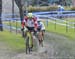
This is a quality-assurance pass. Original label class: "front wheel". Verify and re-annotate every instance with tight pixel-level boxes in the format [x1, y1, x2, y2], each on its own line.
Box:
[25, 36, 33, 54]
[26, 36, 29, 54]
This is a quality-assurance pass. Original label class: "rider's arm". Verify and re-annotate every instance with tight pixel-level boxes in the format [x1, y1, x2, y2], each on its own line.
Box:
[33, 17, 38, 31]
[22, 16, 28, 28]
[22, 19, 25, 29]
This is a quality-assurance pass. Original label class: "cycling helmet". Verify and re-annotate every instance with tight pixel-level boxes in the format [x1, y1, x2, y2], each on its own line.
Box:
[27, 13, 33, 18]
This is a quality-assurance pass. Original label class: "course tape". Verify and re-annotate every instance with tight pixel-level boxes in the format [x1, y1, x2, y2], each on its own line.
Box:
[47, 20, 75, 29]
[3, 24, 21, 30]
[35, 14, 75, 17]
[33, 11, 75, 15]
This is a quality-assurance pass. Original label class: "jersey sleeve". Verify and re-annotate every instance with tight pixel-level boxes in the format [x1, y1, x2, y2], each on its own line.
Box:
[21, 16, 28, 28]
[33, 17, 38, 28]
[21, 20, 25, 28]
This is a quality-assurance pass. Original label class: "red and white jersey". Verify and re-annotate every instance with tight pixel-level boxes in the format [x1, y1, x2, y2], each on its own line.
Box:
[22, 16, 38, 28]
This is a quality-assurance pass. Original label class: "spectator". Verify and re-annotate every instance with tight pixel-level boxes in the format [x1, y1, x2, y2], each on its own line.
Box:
[57, 5, 65, 19]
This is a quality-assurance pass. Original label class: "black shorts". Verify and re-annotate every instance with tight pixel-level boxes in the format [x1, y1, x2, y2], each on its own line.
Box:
[37, 27, 41, 32]
[42, 30, 45, 32]
[37, 27, 45, 32]
[26, 27, 34, 32]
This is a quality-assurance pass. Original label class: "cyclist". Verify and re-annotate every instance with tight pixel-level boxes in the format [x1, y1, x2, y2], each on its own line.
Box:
[21, 13, 38, 49]
[37, 19, 45, 46]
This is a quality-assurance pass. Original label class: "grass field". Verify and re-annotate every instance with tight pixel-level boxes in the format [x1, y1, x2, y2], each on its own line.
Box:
[3, 18, 75, 39]
[0, 30, 25, 51]
[44, 18, 75, 39]
[44, 22, 75, 39]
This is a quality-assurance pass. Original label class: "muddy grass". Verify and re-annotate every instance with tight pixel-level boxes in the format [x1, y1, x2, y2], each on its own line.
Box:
[44, 32, 75, 59]
[0, 32, 75, 59]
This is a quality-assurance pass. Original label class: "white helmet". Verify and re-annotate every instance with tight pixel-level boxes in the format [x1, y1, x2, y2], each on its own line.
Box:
[27, 13, 33, 18]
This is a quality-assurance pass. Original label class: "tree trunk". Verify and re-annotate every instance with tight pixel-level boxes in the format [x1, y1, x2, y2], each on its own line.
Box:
[15, 0, 24, 37]
[14, 0, 24, 23]
[0, 0, 3, 31]
[19, 7, 23, 23]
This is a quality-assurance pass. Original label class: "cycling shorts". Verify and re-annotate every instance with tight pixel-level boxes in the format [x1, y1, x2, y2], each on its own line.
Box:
[37, 27, 41, 32]
[26, 26, 34, 32]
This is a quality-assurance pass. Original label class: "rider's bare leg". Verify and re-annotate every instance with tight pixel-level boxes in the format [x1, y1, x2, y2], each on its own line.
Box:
[38, 31, 43, 44]
[30, 32, 34, 49]
[42, 30, 45, 40]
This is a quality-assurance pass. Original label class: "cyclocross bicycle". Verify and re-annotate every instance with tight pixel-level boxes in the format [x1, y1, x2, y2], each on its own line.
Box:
[23, 28, 44, 54]
[25, 31, 33, 54]
[24, 29, 38, 54]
